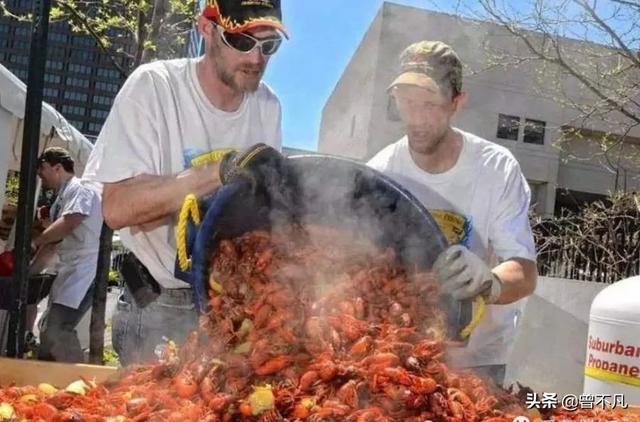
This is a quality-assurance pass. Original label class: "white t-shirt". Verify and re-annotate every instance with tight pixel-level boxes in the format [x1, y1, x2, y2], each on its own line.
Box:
[50, 176, 103, 308]
[83, 58, 282, 289]
[367, 129, 536, 367]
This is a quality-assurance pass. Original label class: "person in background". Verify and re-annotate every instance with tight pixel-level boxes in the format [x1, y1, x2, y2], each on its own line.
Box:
[82, 0, 288, 365]
[33, 147, 103, 362]
[367, 40, 538, 385]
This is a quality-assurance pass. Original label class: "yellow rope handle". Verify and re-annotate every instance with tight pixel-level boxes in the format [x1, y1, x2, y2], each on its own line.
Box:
[177, 194, 202, 271]
[460, 296, 486, 339]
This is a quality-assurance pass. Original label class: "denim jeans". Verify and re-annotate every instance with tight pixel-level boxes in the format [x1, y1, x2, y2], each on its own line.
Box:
[38, 286, 94, 363]
[112, 287, 198, 366]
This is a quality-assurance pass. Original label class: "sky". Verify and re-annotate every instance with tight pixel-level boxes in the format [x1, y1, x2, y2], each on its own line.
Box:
[263, 1, 454, 152]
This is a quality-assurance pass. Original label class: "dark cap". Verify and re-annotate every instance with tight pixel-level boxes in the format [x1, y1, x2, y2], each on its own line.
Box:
[38, 147, 73, 167]
[389, 40, 463, 96]
[203, 0, 288, 39]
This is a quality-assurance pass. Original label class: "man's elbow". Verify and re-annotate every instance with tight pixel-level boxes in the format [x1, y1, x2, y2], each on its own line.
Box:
[102, 185, 127, 230]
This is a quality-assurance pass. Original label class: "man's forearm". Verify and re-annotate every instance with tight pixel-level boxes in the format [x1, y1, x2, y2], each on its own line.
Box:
[492, 258, 538, 304]
[102, 162, 222, 230]
[34, 214, 85, 247]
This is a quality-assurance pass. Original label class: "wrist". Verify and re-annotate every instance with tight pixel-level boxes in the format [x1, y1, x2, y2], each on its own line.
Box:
[482, 272, 503, 304]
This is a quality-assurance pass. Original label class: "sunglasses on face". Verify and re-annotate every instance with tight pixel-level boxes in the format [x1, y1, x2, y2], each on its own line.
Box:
[213, 22, 282, 56]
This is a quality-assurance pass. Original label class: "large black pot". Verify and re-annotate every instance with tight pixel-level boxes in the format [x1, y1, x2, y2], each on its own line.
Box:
[189, 154, 470, 338]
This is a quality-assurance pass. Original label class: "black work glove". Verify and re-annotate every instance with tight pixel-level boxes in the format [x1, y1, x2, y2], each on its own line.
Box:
[219, 143, 287, 188]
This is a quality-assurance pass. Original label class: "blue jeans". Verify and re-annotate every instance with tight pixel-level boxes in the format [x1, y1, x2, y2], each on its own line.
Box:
[38, 286, 94, 363]
[112, 287, 197, 366]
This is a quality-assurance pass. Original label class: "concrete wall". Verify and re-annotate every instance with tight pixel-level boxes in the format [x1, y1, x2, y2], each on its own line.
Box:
[318, 8, 384, 159]
[505, 277, 610, 396]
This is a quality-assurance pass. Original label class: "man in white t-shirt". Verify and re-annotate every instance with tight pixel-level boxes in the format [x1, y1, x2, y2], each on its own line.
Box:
[33, 147, 103, 362]
[368, 41, 538, 385]
[83, 0, 288, 364]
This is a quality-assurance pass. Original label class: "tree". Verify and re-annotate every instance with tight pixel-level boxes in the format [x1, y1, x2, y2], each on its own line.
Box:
[454, 0, 640, 187]
[2, 0, 197, 77]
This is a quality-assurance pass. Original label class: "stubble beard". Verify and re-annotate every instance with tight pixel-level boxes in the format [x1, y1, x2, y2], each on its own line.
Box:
[408, 128, 448, 156]
[211, 43, 264, 93]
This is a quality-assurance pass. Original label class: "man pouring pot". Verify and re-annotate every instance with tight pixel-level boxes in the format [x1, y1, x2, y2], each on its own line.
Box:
[368, 40, 538, 385]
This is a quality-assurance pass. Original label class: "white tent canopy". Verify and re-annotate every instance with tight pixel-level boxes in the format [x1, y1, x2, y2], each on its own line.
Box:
[0, 64, 94, 249]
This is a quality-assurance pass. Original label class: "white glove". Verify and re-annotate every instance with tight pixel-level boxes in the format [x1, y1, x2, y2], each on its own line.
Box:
[433, 245, 502, 303]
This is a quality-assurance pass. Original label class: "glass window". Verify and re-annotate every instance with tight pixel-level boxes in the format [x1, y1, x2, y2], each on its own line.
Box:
[61, 105, 86, 116]
[43, 88, 59, 98]
[63, 91, 88, 102]
[497, 114, 520, 141]
[72, 36, 95, 47]
[12, 40, 29, 51]
[66, 77, 90, 88]
[95, 81, 119, 93]
[87, 122, 103, 133]
[90, 109, 109, 119]
[44, 73, 62, 84]
[48, 32, 68, 43]
[9, 55, 29, 65]
[96, 68, 120, 79]
[70, 49, 93, 61]
[93, 95, 113, 106]
[68, 63, 92, 75]
[14, 26, 28, 38]
[48, 46, 66, 58]
[46, 59, 64, 70]
[524, 119, 546, 145]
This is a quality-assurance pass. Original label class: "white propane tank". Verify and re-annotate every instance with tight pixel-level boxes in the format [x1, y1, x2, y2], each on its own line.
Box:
[584, 276, 640, 405]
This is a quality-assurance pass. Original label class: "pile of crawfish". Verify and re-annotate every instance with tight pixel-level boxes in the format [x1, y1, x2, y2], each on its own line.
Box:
[1, 226, 639, 421]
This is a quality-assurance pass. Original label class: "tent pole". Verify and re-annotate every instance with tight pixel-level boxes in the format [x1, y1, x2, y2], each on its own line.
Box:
[7, 0, 52, 358]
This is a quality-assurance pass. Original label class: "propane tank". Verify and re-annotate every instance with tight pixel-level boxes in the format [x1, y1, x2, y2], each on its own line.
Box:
[583, 276, 640, 405]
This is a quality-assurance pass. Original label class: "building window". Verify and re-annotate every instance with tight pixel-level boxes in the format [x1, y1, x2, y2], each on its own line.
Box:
[95, 81, 119, 93]
[9, 55, 29, 65]
[61, 104, 86, 116]
[96, 67, 120, 79]
[93, 95, 113, 106]
[68, 63, 92, 75]
[43, 88, 59, 98]
[0, 24, 9, 33]
[14, 26, 29, 38]
[46, 59, 64, 71]
[63, 91, 88, 102]
[44, 73, 62, 84]
[90, 109, 109, 119]
[66, 77, 90, 88]
[497, 114, 520, 141]
[72, 36, 95, 47]
[10, 68, 28, 80]
[87, 122, 103, 133]
[12, 40, 29, 51]
[70, 49, 94, 62]
[48, 46, 66, 58]
[524, 119, 546, 145]
[48, 32, 67, 44]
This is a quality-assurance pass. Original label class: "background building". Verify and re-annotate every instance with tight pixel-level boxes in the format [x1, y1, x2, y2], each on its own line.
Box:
[318, 3, 640, 215]
[0, 0, 132, 138]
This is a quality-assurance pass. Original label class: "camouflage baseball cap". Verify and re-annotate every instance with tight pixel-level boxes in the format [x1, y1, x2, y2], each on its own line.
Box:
[203, 0, 288, 39]
[389, 41, 462, 96]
